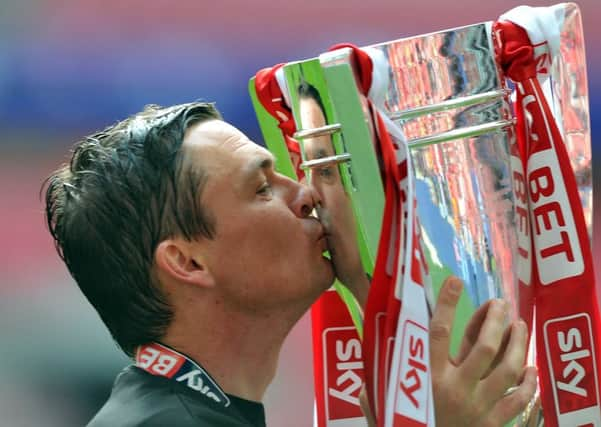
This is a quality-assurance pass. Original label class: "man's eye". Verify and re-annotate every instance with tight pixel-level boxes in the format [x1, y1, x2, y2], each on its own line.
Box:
[257, 183, 273, 195]
[317, 166, 333, 178]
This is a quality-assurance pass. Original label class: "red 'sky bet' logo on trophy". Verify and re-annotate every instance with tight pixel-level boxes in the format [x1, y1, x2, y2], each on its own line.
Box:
[394, 320, 430, 426]
[544, 314, 601, 425]
[323, 327, 365, 422]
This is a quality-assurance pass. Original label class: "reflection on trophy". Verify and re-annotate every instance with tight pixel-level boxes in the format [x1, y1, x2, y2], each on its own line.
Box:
[250, 3, 599, 426]
[296, 81, 365, 292]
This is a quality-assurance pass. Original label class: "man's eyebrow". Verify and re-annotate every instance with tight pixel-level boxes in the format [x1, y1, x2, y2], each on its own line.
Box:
[306, 147, 329, 160]
[314, 148, 328, 159]
[257, 155, 275, 170]
[243, 153, 276, 178]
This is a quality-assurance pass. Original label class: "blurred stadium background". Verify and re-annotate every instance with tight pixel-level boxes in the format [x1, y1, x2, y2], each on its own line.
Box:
[0, 0, 599, 426]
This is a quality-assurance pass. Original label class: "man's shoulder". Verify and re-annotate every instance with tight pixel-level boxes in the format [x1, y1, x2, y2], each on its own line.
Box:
[86, 366, 195, 427]
[87, 365, 255, 427]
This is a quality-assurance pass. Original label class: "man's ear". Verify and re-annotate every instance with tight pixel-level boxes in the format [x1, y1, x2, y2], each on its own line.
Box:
[155, 240, 215, 289]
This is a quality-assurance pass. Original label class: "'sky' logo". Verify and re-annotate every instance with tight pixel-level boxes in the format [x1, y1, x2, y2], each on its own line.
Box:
[544, 314, 601, 425]
[324, 327, 364, 421]
[395, 320, 430, 424]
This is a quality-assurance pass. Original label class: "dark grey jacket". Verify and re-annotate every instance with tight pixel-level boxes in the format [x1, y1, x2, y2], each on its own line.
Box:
[88, 366, 266, 427]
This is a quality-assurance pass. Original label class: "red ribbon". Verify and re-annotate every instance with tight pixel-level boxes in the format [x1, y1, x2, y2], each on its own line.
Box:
[495, 20, 601, 426]
[374, 110, 408, 427]
[311, 290, 366, 425]
[329, 43, 374, 95]
[327, 44, 391, 421]
[254, 65, 304, 180]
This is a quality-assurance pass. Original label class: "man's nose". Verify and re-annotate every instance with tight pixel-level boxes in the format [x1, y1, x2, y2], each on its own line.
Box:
[289, 179, 322, 218]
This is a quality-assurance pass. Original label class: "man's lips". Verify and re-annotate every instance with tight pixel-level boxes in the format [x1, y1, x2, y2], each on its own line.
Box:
[316, 228, 329, 253]
[307, 216, 329, 252]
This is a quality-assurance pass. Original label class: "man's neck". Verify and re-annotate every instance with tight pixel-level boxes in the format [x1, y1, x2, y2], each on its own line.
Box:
[161, 300, 303, 402]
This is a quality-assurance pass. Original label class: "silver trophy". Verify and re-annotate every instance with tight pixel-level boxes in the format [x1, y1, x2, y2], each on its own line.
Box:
[250, 3, 592, 425]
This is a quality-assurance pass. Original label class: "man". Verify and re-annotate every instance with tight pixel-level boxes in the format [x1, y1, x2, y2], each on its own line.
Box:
[44, 102, 536, 426]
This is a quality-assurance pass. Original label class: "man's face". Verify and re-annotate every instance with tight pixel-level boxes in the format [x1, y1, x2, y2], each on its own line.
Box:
[183, 120, 334, 313]
[298, 96, 363, 287]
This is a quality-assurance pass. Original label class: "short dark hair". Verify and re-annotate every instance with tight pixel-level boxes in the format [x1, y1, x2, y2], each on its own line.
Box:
[297, 80, 328, 122]
[43, 102, 221, 356]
